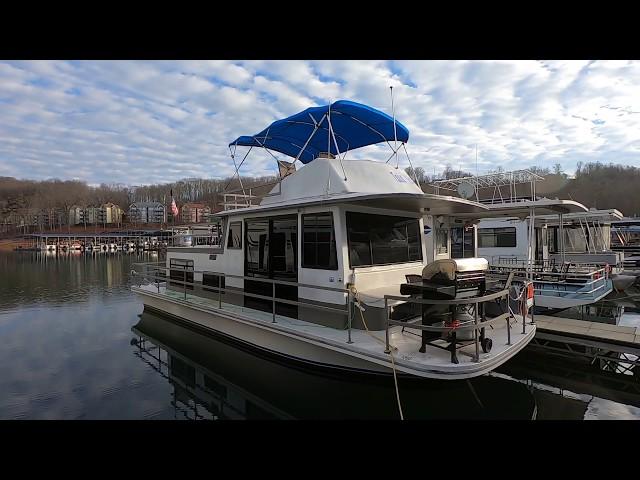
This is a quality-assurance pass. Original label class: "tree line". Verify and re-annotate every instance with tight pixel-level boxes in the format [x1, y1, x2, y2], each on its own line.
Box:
[0, 174, 278, 233]
[1, 160, 639, 235]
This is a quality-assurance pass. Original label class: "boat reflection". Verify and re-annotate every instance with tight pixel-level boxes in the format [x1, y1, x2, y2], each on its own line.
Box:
[131, 308, 538, 420]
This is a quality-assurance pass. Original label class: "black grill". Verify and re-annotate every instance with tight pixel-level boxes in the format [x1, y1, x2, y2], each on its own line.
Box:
[399, 258, 489, 363]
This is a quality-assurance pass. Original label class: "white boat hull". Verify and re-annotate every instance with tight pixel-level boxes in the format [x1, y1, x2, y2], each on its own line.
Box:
[132, 285, 535, 380]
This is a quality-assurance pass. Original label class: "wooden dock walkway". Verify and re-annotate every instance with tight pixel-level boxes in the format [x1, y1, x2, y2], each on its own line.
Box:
[528, 315, 640, 376]
[534, 315, 640, 346]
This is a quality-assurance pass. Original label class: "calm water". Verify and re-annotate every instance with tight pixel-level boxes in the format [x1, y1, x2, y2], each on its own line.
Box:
[1, 251, 639, 420]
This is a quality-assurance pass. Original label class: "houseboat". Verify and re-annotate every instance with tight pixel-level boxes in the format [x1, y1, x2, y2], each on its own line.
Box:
[430, 173, 619, 312]
[131, 100, 535, 380]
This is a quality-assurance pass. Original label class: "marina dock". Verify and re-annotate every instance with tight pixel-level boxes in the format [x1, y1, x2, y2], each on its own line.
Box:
[528, 315, 640, 376]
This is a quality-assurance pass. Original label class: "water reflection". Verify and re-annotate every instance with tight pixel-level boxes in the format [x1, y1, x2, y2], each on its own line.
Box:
[132, 308, 538, 420]
[1, 251, 639, 419]
[0, 250, 158, 312]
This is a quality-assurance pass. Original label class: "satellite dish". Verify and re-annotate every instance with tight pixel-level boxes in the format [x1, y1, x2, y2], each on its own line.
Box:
[457, 182, 476, 199]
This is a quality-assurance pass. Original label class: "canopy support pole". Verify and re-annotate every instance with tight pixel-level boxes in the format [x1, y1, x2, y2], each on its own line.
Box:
[225, 143, 251, 198]
[403, 143, 420, 186]
[390, 86, 399, 169]
[251, 131, 287, 196]
[327, 107, 348, 181]
[294, 113, 326, 164]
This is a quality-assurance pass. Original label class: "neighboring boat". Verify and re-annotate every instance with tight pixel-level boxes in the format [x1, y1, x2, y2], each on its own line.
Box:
[432, 172, 620, 312]
[131, 100, 535, 381]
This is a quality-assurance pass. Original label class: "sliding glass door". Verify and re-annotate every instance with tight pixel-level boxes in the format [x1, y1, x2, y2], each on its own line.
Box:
[244, 215, 298, 318]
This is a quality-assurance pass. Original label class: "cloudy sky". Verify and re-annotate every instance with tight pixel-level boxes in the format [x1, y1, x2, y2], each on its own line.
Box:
[1, 60, 639, 186]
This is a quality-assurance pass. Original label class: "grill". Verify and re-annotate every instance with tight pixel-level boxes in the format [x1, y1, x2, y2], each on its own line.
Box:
[400, 258, 490, 363]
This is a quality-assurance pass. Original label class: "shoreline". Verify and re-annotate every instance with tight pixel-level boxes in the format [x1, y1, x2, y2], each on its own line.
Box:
[0, 239, 23, 251]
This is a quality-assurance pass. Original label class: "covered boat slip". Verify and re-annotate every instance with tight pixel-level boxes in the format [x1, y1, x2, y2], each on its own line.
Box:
[131, 277, 535, 379]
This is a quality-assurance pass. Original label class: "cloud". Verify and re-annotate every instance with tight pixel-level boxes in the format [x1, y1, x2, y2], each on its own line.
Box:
[0, 60, 639, 185]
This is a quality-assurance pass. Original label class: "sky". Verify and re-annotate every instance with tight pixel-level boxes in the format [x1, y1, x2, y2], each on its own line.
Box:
[0, 60, 639, 186]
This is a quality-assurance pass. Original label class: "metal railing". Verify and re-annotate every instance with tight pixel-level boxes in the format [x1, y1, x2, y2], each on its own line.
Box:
[492, 256, 611, 273]
[382, 281, 525, 364]
[131, 261, 356, 342]
[131, 263, 532, 363]
[488, 264, 610, 299]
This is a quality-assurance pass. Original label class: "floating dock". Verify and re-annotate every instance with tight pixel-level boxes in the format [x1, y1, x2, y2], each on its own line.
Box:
[527, 315, 640, 376]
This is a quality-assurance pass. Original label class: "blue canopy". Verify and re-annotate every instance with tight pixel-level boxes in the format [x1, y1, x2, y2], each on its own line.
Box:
[229, 100, 409, 164]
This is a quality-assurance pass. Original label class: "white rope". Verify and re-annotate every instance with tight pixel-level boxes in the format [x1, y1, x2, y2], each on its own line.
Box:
[348, 284, 404, 420]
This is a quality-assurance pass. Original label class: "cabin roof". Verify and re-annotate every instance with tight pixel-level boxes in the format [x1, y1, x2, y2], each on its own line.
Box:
[215, 158, 491, 217]
[463, 198, 589, 219]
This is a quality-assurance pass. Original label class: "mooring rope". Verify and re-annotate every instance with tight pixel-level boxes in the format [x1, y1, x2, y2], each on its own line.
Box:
[348, 284, 404, 420]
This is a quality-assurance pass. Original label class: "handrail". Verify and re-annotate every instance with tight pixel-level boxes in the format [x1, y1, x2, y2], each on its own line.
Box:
[383, 286, 527, 364]
[383, 288, 509, 306]
[131, 261, 530, 363]
[130, 260, 353, 340]
[489, 265, 607, 279]
[131, 271, 349, 316]
[136, 262, 349, 294]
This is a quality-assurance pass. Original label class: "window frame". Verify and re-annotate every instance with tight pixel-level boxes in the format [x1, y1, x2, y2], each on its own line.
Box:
[346, 211, 423, 268]
[301, 212, 339, 271]
[227, 221, 242, 249]
[478, 227, 517, 248]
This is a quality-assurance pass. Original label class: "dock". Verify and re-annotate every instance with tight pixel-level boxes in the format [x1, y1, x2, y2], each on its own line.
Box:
[527, 315, 640, 376]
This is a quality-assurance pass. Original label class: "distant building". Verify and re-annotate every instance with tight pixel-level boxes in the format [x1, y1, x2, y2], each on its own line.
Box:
[68, 203, 124, 226]
[180, 202, 211, 223]
[98, 203, 123, 225]
[69, 206, 84, 225]
[129, 202, 166, 224]
[84, 206, 100, 225]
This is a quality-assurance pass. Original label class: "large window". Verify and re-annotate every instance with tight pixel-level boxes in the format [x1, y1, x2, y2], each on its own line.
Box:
[346, 212, 422, 267]
[478, 227, 517, 248]
[227, 222, 242, 249]
[302, 213, 338, 270]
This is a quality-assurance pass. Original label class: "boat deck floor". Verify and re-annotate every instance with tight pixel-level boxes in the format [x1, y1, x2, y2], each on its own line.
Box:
[137, 284, 535, 378]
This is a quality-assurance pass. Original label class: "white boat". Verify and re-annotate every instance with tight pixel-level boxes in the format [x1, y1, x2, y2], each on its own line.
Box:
[432, 173, 620, 311]
[131, 100, 535, 380]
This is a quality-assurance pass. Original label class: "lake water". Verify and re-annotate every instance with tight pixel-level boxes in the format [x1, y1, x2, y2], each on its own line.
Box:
[1, 251, 639, 420]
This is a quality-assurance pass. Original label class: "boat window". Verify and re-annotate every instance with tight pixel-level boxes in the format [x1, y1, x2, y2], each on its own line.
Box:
[478, 227, 516, 248]
[346, 212, 422, 267]
[302, 213, 338, 270]
[435, 228, 448, 254]
[227, 222, 242, 249]
[169, 258, 194, 290]
[451, 226, 475, 259]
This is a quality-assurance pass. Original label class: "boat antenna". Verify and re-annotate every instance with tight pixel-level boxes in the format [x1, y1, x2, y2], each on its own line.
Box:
[475, 144, 479, 201]
[390, 86, 399, 169]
